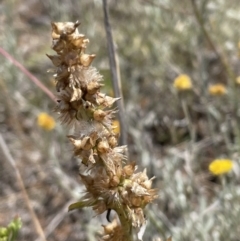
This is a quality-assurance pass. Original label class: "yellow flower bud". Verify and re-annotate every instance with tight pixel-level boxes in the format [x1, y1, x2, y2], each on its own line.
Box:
[37, 112, 55, 131]
[208, 84, 227, 96]
[173, 74, 192, 91]
[93, 109, 107, 122]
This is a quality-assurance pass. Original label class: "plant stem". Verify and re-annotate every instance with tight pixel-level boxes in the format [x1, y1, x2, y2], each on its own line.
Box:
[102, 0, 127, 146]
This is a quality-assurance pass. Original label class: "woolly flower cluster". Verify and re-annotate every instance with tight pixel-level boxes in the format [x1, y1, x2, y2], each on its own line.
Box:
[47, 21, 157, 240]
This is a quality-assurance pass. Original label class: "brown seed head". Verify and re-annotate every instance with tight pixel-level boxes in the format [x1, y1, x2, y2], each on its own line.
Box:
[123, 162, 136, 177]
[68, 136, 82, 149]
[108, 135, 118, 148]
[70, 87, 82, 102]
[68, 34, 86, 48]
[93, 109, 107, 122]
[110, 175, 120, 187]
[51, 21, 80, 35]
[102, 218, 118, 235]
[80, 54, 96, 67]
[97, 140, 110, 153]
[87, 81, 103, 95]
[46, 54, 62, 67]
[81, 136, 94, 150]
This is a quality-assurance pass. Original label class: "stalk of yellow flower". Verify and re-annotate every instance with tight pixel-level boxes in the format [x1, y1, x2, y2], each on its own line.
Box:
[47, 21, 157, 241]
[180, 98, 196, 143]
[173, 74, 195, 142]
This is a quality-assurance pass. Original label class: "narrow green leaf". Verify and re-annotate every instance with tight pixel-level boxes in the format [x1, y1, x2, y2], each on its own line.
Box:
[68, 201, 87, 211]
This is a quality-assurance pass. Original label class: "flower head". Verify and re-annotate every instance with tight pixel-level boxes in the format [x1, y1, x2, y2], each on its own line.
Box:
[48, 21, 157, 240]
[209, 159, 233, 175]
[173, 74, 192, 91]
[112, 120, 120, 134]
[37, 112, 55, 131]
[208, 84, 227, 96]
[236, 76, 240, 85]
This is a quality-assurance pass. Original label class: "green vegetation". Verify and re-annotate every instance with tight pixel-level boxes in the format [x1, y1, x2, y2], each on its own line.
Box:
[0, 218, 21, 241]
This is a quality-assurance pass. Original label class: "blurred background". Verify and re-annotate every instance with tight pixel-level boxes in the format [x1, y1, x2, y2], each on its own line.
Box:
[0, 0, 240, 240]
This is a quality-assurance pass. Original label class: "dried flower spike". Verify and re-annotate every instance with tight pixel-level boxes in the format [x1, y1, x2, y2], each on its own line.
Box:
[47, 21, 157, 241]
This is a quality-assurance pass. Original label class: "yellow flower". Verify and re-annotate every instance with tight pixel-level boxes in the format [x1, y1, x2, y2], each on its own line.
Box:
[208, 84, 227, 96]
[209, 159, 233, 175]
[37, 112, 55, 131]
[173, 74, 192, 91]
[236, 76, 240, 85]
[112, 120, 120, 134]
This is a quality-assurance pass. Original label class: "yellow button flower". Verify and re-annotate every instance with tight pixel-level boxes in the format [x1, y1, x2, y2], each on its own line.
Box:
[112, 120, 120, 134]
[37, 112, 56, 131]
[209, 159, 233, 175]
[208, 84, 227, 96]
[173, 74, 192, 91]
[236, 76, 240, 85]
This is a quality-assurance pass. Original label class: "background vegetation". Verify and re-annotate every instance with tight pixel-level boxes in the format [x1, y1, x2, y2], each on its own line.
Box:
[0, 0, 240, 240]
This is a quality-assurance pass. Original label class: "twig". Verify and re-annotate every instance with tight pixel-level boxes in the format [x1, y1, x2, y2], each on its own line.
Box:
[0, 47, 56, 102]
[102, 0, 127, 146]
[0, 134, 47, 241]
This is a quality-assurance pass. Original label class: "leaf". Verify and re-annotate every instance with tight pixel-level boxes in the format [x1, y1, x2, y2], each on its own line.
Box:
[68, 201, 87, 211]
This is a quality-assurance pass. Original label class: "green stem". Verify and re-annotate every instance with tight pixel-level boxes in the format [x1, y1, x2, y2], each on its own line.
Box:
[115, 206, 133, 241]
